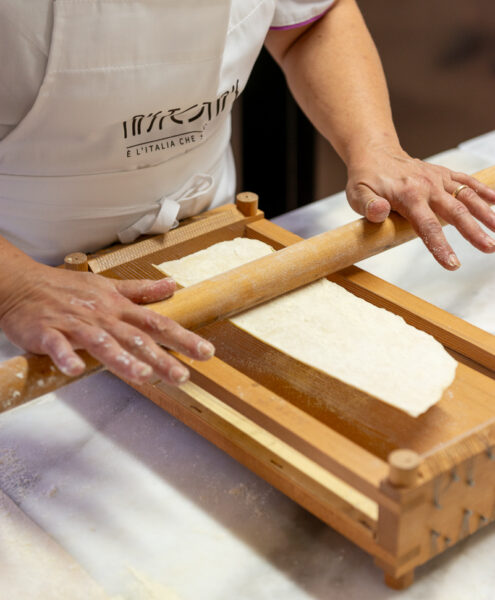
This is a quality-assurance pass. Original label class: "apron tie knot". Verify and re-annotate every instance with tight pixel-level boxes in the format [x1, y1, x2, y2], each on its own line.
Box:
[118, 173, 214, 244]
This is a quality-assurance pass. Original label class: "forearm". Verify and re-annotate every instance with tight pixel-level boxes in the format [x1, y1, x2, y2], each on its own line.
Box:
[266, 0, 401, 168]
[265, 1, 495, 268]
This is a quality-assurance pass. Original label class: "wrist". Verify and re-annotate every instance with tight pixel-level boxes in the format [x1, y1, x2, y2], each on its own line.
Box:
[0, 244, 41, 322]
[343, 132, 404, 171]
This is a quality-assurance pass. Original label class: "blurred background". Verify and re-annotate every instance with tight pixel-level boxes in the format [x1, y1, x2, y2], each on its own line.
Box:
[233, 0, 495, 218]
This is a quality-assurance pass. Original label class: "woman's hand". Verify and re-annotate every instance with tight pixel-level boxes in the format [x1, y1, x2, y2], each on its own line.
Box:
[346, 145, 495, 269]
[268, 0, 495, 269]
[0, 261, 214, 385]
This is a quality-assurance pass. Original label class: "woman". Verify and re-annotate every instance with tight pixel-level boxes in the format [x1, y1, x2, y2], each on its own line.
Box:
[1, 0, 494, 386]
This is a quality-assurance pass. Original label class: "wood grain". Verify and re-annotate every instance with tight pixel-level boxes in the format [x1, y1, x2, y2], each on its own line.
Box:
[196, 320, 494, 467]
[2, 163, 494, 404]
[0, 167, 491, 589]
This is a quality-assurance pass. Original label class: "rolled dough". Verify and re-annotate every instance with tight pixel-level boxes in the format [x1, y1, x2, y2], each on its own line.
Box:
[155, 238, 457, 417]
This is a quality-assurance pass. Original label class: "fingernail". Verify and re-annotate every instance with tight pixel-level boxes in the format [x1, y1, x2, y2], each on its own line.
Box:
[198, 341, 215, 359]
[485, 237, 495, 249]
[171, 366, 189, 384]
[162, 277, 176, 286]
[365, 198, 376, 214]
[448, 254, 461, 269]
[134, 364, 153, 379]
[59, 358, 85, 376]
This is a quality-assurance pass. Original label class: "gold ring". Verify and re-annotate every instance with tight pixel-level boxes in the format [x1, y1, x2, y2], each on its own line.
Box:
[452, 184, 469, 198]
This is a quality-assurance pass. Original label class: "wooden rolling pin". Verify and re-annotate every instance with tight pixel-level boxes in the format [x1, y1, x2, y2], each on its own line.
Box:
[1, 165, 494, 409]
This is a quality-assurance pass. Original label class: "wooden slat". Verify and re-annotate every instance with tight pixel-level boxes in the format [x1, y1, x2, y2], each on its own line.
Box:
[337, 267, 495, 373]
[175, 354, 391, 504]
[128, 377, 402, 565]
[243, 219, 495, 482]
[245, 219, 302, 248]
[474, 164, 495, 188]
[164, 381, 378, 524]
[89, 205, 263, 276]
[197, 321, 495, 467]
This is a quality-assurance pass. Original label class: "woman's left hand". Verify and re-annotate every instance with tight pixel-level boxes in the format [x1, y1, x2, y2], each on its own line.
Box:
[345, 145, 495, 269]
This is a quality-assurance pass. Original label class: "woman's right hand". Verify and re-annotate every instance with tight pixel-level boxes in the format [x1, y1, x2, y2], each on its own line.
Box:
[0, 256, 215, 385]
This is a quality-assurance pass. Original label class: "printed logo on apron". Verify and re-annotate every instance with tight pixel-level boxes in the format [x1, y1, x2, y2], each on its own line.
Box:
[123, 80, 240, 160]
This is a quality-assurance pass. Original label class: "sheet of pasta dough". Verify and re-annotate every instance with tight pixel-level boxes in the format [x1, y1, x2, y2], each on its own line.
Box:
[155, 238, 457, 417]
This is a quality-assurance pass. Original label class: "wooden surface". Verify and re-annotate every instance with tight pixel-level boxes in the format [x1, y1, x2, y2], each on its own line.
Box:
[195, 318, 494, 464]
[126, 377, 395, 563]
[0, 171, 493, 589]
[176, 353, 390, 504]
[144, 206, 493, 587]
[196, 219, 495, 482]
[108, 204, 493, 588]
[89, 204, 263, 276]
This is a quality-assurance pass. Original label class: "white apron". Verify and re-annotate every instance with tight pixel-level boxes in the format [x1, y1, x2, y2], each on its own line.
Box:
[0, 0, 275, 264]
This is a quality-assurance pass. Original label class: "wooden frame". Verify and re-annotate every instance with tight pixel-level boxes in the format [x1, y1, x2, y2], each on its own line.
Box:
[90, 201, 495, 589]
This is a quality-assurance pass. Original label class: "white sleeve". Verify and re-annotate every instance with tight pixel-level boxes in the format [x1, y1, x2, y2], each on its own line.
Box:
[271, 0, 337, 29]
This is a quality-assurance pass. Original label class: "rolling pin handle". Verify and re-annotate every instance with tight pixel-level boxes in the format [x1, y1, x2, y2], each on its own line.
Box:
[387, 449, 421, 488]
[64, 252, 89, 272]
[236, 191, 259, 217]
